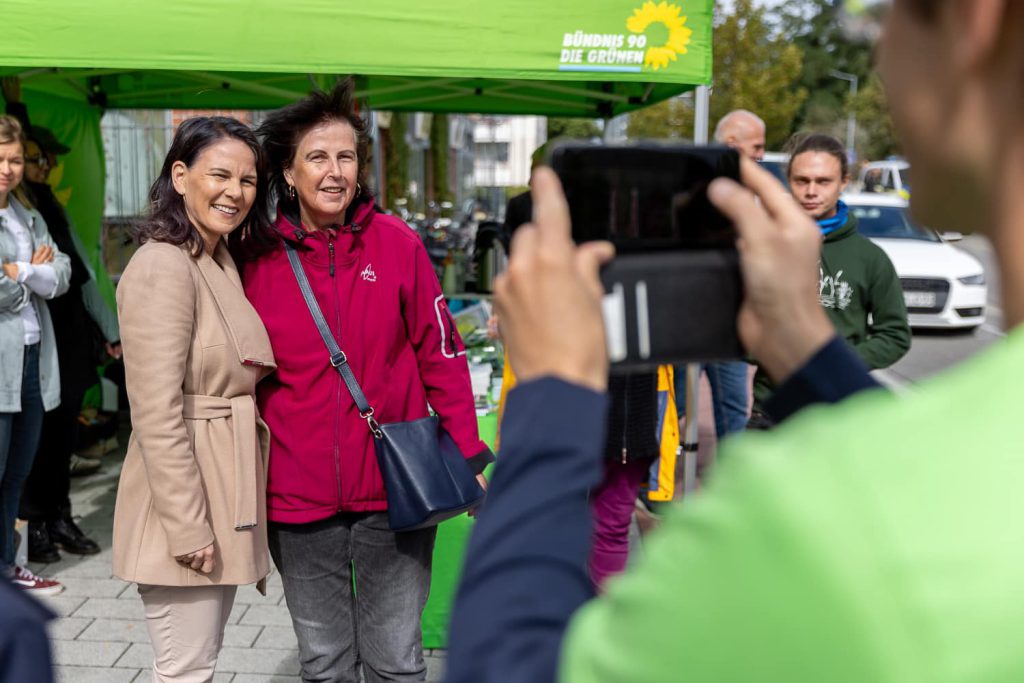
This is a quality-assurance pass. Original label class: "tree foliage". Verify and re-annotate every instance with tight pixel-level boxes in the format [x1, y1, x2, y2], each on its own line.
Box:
[626, 0, 807, 149]
[626, 97, 693, 140]
[547, 117, 601, 140]
[710, 0, 807, 150]
[777, 0, 898, 159]
[850, 73, 900, 161]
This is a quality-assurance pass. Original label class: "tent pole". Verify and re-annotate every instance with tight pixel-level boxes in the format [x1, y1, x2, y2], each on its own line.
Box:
[693, 84, 710, 145]
[680, 83, 712, 497]
[682, 363, 701, 495]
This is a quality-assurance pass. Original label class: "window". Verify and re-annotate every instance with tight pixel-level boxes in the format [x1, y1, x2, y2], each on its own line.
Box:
[475, 142, 510, 164]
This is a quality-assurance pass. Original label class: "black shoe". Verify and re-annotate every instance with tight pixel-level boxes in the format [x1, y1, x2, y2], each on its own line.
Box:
[48, 517, 101, 556]
[27, 522, 62, 564]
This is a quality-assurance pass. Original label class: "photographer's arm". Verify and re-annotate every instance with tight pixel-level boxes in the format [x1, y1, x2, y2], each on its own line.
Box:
[763, 336, 881, 423]
[446, 169, 613, 683]
[446, 163, 877, 683]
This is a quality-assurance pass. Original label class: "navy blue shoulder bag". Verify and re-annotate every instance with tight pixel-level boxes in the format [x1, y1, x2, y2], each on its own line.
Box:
[284, 242, 485, 531]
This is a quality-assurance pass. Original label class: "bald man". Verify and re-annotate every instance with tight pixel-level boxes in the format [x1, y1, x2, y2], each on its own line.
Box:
[673, 110, 765, 445]
[714, 109, 766, 162]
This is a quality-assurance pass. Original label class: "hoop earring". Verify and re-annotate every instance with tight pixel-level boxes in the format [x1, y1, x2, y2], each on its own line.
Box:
[355, 183, 362, 197]
[287, 185, 296, 201]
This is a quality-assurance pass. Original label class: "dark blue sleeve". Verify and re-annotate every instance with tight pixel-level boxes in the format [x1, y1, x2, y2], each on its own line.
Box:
[764, 335, 881, 423]
[0, 579, 55, 683]
[446, 377, 609, 683]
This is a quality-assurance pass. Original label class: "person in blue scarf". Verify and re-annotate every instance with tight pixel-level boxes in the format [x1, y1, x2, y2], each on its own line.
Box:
[748, 134, 910, 429]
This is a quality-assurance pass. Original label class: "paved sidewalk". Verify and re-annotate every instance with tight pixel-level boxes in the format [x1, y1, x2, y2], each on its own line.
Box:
[25, 428, 447, 683]
[27, 374, 730, 681]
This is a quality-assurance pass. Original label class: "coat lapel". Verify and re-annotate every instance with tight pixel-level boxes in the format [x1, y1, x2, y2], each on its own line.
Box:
[195, 242, 276, 370]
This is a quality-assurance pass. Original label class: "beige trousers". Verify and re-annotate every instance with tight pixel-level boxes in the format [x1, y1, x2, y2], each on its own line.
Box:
[138, 584, 238, 682]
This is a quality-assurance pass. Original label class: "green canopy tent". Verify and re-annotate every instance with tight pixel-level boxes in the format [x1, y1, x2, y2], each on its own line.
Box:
[3, 0, 712, 647]
[6, 0, 710, 114]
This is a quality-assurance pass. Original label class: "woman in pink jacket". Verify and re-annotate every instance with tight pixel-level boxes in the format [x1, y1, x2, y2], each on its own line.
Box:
[242, 80, 493, 683]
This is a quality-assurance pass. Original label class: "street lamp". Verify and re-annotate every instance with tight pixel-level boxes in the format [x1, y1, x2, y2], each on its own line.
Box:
[830, 69, 859, 162]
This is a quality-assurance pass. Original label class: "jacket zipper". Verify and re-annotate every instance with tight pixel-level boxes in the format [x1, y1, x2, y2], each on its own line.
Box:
[325, 240, 344, 509]
[621, 381, 629, 464]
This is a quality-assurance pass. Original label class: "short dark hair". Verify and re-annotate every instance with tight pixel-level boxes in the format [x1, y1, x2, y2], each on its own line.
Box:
[135, 116, 275, 259]
[785, 133, 848, 180]
[257, 78, 370, 212]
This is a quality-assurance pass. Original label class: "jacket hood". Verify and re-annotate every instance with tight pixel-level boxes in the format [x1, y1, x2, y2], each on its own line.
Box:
[275, 193, 379, 244]
[824, 213, 859, 244]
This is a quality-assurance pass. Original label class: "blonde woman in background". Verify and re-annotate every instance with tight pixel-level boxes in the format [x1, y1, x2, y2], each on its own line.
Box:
[0, 114, 70, 595]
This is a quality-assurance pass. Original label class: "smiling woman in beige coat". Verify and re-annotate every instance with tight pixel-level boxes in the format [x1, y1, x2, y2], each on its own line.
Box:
[112, 117, 279, 682]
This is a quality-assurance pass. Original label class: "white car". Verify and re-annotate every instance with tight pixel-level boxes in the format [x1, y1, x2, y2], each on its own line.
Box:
[844, 193, 987, 330]
[858, 159, 911, 198]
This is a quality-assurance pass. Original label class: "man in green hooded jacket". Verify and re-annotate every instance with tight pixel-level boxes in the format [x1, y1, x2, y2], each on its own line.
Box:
[750, 133, 910, 424]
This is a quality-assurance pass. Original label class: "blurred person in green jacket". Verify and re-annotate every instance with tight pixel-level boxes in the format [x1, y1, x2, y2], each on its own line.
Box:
[446, 1, 1024, 682]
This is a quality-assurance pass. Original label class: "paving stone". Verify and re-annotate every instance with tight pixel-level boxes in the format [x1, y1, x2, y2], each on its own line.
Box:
[78, 618, 149, 643]
[35, 594, 86, 617]
[238, 604, 293, 627]
[133, 670, 234, 682]
[114, 642, 152, 669]
[55, 665, 139, 683]
[47, 551, 117, 578]
[47, 616, 93, 641]
[426, 652, 447, 682]
[252, 625, 297, 650]
[56, 576, 132, 598]
[231, 675, 297, 683]
[223, 624, 263, 648]
[215, 647, 300, 675]
[227, 600, 250, 625]
[52, 639, 130, 667]
[74, 597, 145, 620]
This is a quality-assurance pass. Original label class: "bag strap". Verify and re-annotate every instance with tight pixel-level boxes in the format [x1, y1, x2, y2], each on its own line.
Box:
[284, 242, 382, 436]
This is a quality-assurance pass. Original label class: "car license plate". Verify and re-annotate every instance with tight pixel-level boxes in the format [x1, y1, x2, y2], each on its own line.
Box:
[904, 291, 937, 308]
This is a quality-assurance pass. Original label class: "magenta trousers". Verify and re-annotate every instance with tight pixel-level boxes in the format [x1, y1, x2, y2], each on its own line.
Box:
[588, 458, 653, 590]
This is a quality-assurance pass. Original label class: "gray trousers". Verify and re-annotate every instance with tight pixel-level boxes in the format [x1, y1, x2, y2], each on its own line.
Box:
[269, 512, 436, 683]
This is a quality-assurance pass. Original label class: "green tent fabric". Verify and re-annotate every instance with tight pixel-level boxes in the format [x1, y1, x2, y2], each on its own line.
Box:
[4, 0, 711, 115]
[14, 91, 114, 309]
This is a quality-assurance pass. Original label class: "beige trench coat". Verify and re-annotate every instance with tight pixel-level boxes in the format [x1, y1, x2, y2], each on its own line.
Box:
[112, 241, 276, 588]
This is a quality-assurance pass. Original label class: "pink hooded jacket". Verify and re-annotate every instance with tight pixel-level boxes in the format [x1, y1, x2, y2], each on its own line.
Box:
[243, 198, 493, 524]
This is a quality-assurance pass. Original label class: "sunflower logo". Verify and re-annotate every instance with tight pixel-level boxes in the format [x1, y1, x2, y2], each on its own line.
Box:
[627, 1, 693, 70]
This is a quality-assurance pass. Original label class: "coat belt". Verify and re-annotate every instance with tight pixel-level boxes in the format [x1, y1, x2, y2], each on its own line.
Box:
[182, 394, 261, 531]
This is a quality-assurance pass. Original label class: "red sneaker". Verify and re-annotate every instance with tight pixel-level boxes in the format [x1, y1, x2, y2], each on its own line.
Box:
[12, 565, 64, 596]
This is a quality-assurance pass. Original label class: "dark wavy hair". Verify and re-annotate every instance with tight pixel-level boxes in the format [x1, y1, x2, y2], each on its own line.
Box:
[134, 116, 276, 260]
[256, 77, 370, 215]
[785, 133, 849, 180]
